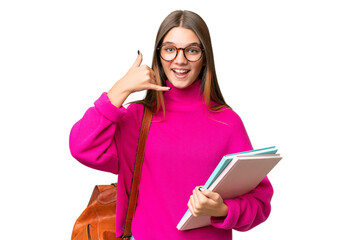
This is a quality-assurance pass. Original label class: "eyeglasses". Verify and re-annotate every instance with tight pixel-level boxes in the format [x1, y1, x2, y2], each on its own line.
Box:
[157, 44, 204, 62]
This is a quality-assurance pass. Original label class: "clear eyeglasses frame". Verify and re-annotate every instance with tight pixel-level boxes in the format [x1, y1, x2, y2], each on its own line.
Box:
[157, 44, 204, 62]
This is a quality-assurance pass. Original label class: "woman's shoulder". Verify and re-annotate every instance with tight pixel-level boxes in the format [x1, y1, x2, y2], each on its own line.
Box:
[209, 102, 244, 125]
[126, 102, 144, 113]
[123, 102, 145, 124]
[211, 102, 248, 128]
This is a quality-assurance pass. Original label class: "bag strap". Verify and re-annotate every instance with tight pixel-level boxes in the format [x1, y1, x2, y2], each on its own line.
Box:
[121, 106, 152, 240]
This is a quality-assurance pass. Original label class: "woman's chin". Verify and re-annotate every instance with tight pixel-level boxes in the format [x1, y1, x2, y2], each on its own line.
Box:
[168, 77, 197, 89]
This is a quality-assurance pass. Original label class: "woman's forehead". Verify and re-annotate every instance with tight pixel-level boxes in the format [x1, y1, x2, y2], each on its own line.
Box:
[163, 27, 200, 46]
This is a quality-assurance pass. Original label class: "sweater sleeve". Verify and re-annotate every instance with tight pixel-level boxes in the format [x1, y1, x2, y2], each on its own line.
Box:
[209, 112, 273, 231]
[69, 92, 141, 174]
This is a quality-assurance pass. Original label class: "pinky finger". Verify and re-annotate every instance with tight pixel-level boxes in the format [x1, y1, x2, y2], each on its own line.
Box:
[149, 84, 171, 92]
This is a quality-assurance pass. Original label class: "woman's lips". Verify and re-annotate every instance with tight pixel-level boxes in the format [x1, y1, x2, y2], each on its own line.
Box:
[172, 69, 190, 79]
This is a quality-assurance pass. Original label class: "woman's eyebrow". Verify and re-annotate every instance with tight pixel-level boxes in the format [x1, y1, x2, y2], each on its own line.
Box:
[162, 41, 201, 47]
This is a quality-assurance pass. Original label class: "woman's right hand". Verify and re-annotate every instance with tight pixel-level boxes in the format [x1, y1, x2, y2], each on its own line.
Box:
[107, 51, 170, 108]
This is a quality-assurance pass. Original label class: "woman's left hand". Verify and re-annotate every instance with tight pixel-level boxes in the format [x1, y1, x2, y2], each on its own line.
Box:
[187, 186, 229, 217]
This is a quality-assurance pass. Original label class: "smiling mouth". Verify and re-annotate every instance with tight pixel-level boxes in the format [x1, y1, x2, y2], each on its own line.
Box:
[172, 69, 190, 79]
[172, 69, 190, 74]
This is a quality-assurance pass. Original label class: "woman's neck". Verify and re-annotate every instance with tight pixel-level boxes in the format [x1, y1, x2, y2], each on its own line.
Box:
[163, 79, 204, 111]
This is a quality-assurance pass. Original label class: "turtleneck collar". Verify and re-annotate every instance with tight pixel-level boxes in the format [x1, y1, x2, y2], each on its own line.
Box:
[163, 79, 205, 111]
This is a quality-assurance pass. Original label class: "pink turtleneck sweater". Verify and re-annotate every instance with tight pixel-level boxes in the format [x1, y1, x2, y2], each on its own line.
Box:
[69, 79, 273, 239]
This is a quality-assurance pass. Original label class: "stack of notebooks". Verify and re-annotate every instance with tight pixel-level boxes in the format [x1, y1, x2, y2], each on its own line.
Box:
[177, 146, 282, 231]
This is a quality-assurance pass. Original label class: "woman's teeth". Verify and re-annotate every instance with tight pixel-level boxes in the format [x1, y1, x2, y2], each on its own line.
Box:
[172, 69, 190, 79]
[173, 69, 189, 73]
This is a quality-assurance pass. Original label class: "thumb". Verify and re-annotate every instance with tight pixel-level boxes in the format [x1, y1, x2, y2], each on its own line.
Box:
[199, 187, 216, 199]
[131, 50, 143, 68]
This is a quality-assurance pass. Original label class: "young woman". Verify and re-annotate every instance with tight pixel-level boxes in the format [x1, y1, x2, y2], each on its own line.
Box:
[70, 10, 273, 240]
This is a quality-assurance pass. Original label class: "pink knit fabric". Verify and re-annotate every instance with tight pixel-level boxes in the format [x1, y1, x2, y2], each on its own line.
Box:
[69, 79, 273, 239]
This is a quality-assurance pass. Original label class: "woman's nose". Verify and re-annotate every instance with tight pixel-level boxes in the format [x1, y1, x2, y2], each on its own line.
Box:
[173, 49, 188, 64]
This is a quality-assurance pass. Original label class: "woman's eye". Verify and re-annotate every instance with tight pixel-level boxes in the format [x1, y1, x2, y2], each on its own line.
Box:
[166, 47, 175, 52]
[187, 48, 199, 54]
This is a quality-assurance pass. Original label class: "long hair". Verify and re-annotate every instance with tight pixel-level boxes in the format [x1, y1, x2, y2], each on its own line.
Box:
[130, 10, 231, 119]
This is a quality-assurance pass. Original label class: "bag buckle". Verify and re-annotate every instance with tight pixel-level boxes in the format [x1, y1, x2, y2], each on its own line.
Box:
[120, 234, 132, 239]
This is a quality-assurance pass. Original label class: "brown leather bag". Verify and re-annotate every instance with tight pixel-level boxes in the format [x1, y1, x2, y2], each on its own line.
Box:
[71, 106, 153, 240]
[71, 184, 118, 240]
